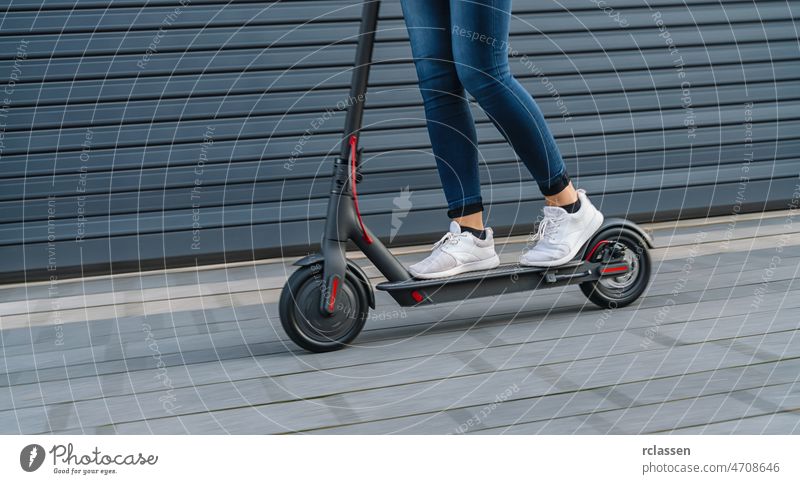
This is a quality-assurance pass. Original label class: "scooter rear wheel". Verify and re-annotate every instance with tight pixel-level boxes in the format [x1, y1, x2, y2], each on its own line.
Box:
[279, 264, 369, 352]
[580, 227, 651, 309]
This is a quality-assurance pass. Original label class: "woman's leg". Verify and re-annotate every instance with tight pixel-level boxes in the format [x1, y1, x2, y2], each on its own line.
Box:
[402, 0, 502, 279]
[400, 0, 485, 228]
[449, 0, 576, 205]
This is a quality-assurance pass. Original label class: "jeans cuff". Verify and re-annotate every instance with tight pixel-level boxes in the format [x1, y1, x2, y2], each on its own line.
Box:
[447, 198, 484, 219]
[538, 170, 571, 196]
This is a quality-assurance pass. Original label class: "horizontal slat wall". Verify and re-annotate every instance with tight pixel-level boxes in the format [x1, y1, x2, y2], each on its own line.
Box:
[0, 0, 798, 283]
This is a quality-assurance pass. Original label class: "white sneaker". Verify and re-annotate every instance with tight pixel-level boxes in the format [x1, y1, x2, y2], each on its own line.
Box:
[409, 221, 500, 279]
[520, 189, 604, 267]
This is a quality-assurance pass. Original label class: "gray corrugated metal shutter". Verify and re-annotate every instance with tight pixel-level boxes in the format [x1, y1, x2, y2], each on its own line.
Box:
[1, 0, 798, 283]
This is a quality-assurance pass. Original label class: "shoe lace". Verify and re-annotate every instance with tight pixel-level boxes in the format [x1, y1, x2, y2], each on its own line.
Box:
[432, 231, 461, 250]
[530, 213, 564, 244]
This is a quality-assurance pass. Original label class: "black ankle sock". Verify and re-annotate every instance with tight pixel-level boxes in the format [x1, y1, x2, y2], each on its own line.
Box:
[459, 224, 487, 240]
[559, 198, 582, 214]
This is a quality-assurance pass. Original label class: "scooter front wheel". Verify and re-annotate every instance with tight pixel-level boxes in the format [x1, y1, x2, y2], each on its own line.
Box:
[279, 264, 369, 352]
[580, 227, 651, 309]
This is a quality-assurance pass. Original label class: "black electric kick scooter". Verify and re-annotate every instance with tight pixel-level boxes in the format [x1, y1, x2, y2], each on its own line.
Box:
[279, 0, 653, 353]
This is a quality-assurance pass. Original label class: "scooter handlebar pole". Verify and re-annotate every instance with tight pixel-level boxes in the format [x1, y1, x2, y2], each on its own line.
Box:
[339, 0, 380, 160]
[320, 1, 383, 316]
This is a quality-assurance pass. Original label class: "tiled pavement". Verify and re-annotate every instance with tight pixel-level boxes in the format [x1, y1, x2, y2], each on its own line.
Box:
[1, 210, 798, 434]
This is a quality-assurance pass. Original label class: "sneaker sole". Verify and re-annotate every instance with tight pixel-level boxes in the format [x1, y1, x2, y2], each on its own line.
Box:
[519, 210, 604, 268]
[410, 254, 501, 280]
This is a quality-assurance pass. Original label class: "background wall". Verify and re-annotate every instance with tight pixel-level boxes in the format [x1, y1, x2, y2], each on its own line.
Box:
[1, 0, 798, 283]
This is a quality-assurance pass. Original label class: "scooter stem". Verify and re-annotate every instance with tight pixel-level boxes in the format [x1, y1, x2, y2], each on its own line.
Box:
[319, 1, 385, 316]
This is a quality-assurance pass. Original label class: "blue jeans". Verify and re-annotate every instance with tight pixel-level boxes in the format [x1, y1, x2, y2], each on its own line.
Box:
[401, 0, 570, 218]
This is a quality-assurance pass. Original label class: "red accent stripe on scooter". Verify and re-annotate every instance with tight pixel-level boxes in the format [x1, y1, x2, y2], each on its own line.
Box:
[585, 239, 610, 261]
[600, 265, 628, 274]
[328, 276, 339, 312]
[350, 135, 373, 244]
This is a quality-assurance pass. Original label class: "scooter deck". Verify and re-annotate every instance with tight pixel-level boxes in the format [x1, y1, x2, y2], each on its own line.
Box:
[377, 260, 584, 290]
[376, 259, 624, 307]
